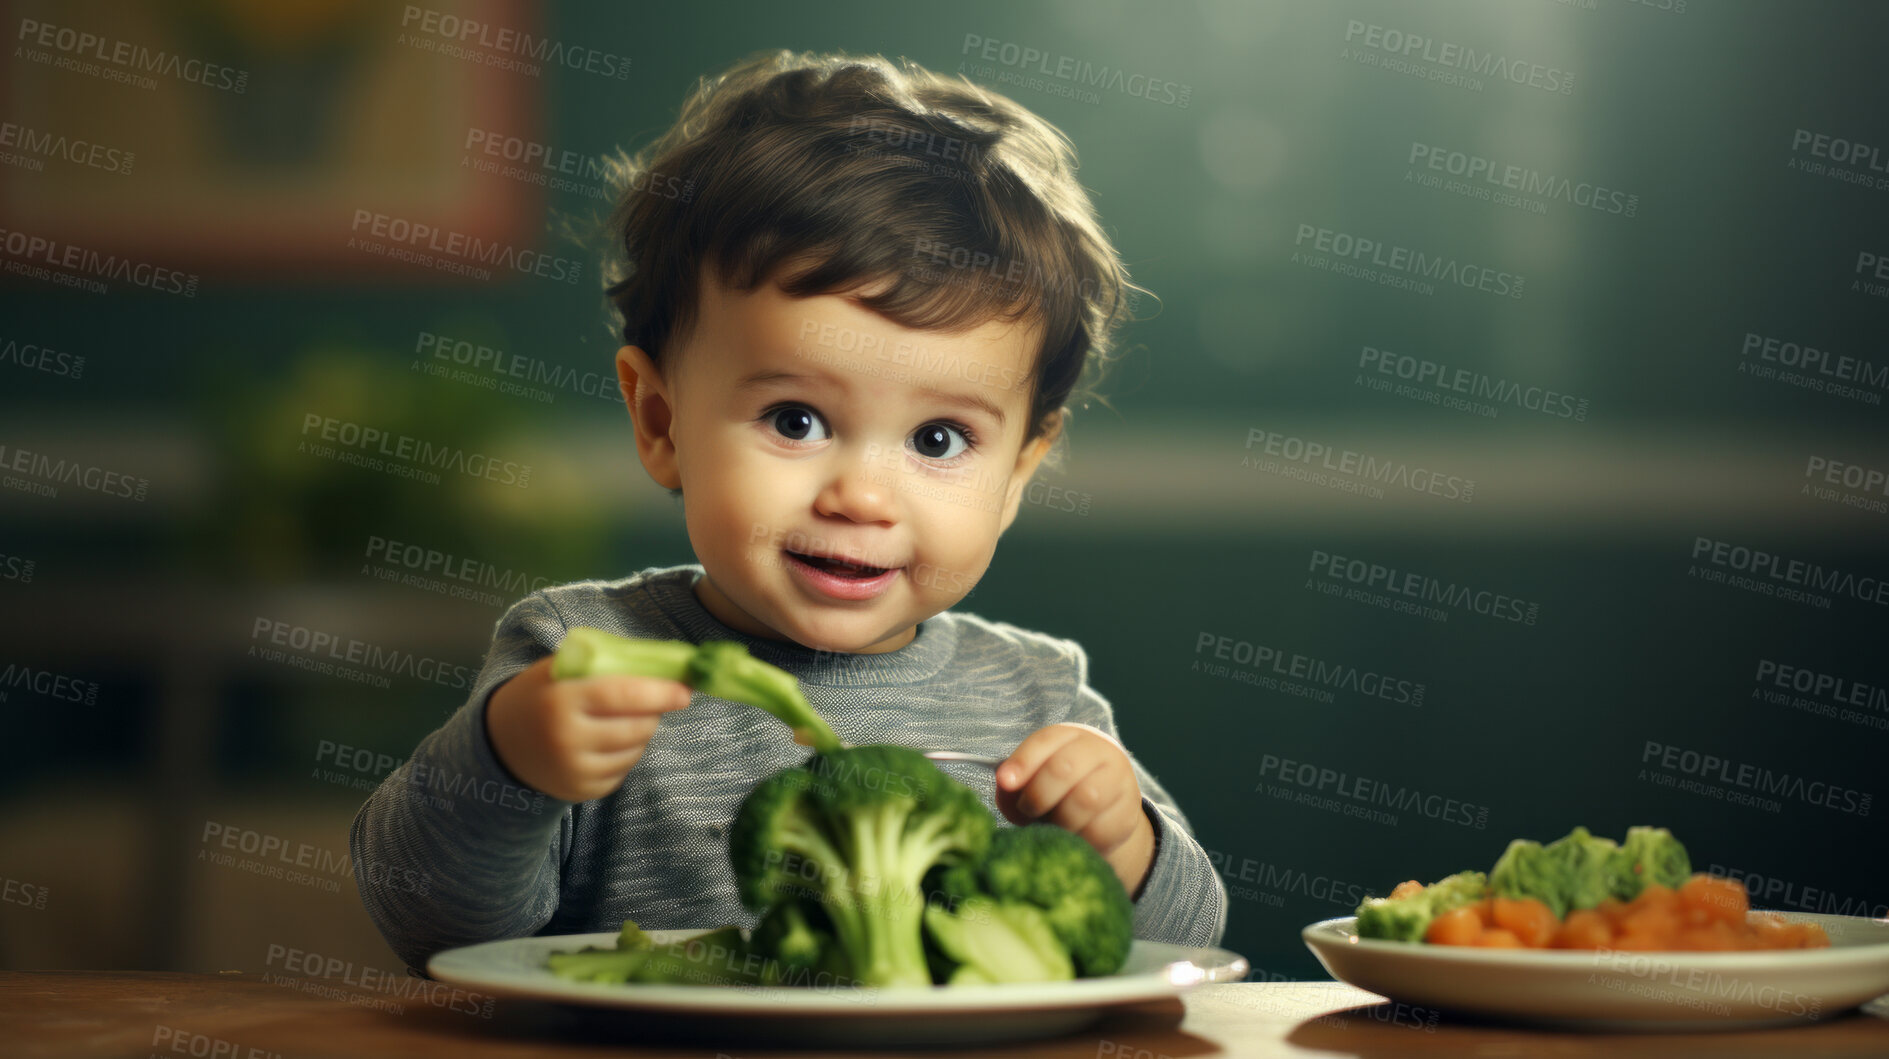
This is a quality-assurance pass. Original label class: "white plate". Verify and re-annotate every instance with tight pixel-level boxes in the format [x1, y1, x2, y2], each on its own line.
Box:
[429, 929, 1248, 1047]
[1303, 912, 1889, 1030]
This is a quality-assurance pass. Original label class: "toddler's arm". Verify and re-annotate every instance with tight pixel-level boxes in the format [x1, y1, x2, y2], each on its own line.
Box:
[349, 591, 683, 969]
[1062, 658, 1229, 949]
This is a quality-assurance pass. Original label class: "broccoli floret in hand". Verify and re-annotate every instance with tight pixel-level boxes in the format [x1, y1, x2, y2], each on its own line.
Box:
[686, 640, 841, 752]
[550, 630, 842, 753]
[728, 744, 994, 987]
[1354, 871, 1488, 942]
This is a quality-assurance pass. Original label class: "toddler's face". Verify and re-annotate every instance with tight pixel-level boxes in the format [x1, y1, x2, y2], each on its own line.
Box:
[619, 273, 1052, 654]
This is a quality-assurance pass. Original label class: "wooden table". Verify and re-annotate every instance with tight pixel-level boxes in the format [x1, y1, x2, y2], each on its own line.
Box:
[5, 972, 1887, 1058]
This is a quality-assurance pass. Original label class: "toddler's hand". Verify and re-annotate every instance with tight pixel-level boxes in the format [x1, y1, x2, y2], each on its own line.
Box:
[485, 654, 692, 803]
[996, 723, 1157, 895]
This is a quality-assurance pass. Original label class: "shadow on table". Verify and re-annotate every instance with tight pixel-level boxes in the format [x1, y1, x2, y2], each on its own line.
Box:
[1287, 1000, 1889, 1058]
[389, 995, 1211, 1054]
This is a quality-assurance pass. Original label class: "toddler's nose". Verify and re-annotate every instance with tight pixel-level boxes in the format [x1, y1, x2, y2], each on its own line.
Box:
[814, 448, 897, 524]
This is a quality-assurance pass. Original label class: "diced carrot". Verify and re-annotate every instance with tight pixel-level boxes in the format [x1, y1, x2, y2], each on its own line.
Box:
[1749, 913, 1791, 947]
[1633, 884, 1678, 915]
[1609, 930, 1669, 951]
[1414, 872, 1831, 952]
[1610, 896, 1679, 950]
[1679, 874, 1747, 925]
[1621, 901, 1678, 931]
[1774, 921, 1822, 949]
[1675, 923, 1738, 951]
[1492, 896, 1558, 948]
[1425, 906, 1483, 947]
[1389, 879, 1425, 900]
[1552, 910, 1612, 950]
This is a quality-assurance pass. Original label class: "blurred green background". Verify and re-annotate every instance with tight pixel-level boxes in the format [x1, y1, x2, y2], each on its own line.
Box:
[1, 0, 1883, 984]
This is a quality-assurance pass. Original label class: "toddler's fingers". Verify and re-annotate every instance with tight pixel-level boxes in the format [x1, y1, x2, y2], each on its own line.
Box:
[1014, 751, 1107, 821]
[585, 714, 665, 751]
[1073, 796, 1144, 857]
[503, 654, 558, 693]
[994, 784, 1027, 825]
[573, 675, 693, 716]
[1037, 758, 1124, 833]
[581, 744, 652, 776]
[996, 724, 1084, 791]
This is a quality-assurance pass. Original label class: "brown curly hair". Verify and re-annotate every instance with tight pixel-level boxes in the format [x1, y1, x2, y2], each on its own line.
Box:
[600, 49, 1138, 445]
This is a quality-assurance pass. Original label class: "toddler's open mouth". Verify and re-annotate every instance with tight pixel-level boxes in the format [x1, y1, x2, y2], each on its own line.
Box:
[785, 550, 893, 579]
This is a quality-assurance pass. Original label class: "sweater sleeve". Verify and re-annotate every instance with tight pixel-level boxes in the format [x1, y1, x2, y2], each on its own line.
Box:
[1061, 644, 1229, 949]
[349, 590, 575, 971]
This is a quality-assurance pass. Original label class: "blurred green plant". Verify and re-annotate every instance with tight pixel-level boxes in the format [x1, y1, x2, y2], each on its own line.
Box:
[187, 339, 614, 587]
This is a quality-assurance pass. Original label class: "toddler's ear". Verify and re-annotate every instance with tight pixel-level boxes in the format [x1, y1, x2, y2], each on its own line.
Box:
[617, 345, 681, 491]
[997, 410, 1064, 533]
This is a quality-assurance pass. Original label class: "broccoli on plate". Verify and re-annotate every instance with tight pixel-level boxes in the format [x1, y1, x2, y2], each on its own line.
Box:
[928, 823, 1135, 979]
[728, 744, 993, 987]
[1354, 871, 1488, 942]
[543, 637, 1143, 988]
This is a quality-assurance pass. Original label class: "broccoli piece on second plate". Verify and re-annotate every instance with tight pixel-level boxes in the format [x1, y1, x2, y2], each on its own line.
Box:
[1545, 826, 1619, 913]
[1490, 826, 1624, 917]
[1490, 837, 1565, 917]
[1354, 871, 1488, 942]
[1606, 826, 1691, 900]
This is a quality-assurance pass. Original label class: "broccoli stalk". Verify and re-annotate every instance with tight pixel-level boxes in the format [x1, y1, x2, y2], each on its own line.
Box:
[923, 897, 1073, 984]
[620, 926, 763, 985]
[546, 923, 765, 986]
[551, 629, 840, 753]
[1354, 871, 1488, 942]
[544, 944, 650, 984]
[544, 919, 657, 983]
[687, 641, 840, 752]
[729, 745, 994, 987]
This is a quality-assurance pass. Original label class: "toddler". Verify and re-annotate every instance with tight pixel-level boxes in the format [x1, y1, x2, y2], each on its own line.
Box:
[352, 49, 1227, 971]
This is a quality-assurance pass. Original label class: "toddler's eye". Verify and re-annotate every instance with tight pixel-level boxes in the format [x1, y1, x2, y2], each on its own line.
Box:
[910, 422, 970, 461]
[770, 405, 828, 442]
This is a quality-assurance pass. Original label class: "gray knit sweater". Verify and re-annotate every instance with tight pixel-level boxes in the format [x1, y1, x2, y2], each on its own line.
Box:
[351, 564, 1228, 970]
